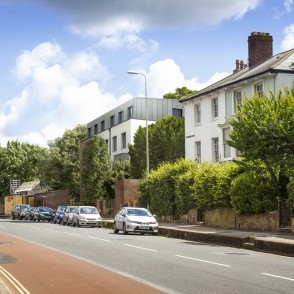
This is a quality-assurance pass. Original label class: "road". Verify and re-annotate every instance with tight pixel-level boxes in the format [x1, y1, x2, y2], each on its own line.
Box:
[0, 219, 293, 293]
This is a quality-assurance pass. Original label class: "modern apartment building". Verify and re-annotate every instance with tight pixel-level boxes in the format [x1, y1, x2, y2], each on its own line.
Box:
[87, 97, 183, 161]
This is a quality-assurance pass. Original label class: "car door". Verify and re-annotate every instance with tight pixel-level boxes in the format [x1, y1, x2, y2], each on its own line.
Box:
[116, 208, 125, 230]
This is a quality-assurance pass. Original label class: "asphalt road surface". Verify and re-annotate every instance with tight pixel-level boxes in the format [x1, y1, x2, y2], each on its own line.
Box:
[0, 219, 293, 294]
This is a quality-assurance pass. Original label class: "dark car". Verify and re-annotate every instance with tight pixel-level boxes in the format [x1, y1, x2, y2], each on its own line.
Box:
[11, 204, 30, 220]
[53, 205, 67, 224]
[33, 206, 54, 222]
[25, 207, 36, 221]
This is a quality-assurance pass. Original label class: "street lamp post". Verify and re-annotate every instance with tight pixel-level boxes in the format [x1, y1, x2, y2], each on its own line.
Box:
[127, 71, 149, 176]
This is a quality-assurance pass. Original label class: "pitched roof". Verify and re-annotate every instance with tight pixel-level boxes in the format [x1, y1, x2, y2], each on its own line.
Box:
[180, 48, 294, 103]
[15, 180, 40, 193]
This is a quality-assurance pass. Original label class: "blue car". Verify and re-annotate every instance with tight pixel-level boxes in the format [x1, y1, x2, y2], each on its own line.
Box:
[53, 205, 67, 224]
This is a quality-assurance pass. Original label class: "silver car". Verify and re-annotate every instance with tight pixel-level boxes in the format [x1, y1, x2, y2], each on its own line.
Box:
[113, 207, 158, 235]
[62, 206, 77, 225]
[72, 206, 102, 227]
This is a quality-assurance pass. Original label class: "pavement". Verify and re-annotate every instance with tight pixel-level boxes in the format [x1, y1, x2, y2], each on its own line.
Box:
[1, 217, 293, 293]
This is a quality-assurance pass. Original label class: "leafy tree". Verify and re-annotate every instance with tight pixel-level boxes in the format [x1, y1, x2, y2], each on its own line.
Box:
[81, 135, 111, 200]
[0, 141, 48, 196]
[163, 86, 197, 100]
[104, 160, 131, 199]
[129, 116, 184, 178]
[39, 125, 86, 194]
[227, 85, 294, 201]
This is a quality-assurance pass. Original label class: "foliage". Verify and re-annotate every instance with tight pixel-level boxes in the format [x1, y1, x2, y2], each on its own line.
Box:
[191, 162, 239, 211]
[139, 159, 198, 217]
[227, 85, 294, 200]
[104, 160, 131, 199]
[129, 116, 184, 178]
[0, 141, 48, 196]
[39, 124, 86, 194]
[163, 86, 197, 100]
[81, 135, 111, 200]
[230, 170, 278, 214]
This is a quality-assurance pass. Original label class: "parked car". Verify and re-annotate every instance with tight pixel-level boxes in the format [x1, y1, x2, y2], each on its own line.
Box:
[19, 206, 30, 220]
[72, 206, 102, 228]
[113, 207, 158, 235]
[11, 204, 30, 220]
[25, 207, 36, 221]
[33, 206, 54, 222]
[53, 205, 67, 224]
[62, 206, 77, 225]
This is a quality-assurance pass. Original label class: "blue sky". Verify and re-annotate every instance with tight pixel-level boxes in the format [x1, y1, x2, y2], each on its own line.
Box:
[0, 0, 293, 146]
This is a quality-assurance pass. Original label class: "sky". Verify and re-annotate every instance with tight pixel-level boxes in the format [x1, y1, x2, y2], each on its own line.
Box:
[0, 0, 293, 147]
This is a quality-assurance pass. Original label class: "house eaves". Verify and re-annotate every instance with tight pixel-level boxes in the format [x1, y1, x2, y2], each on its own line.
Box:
[180, 48, 294, 103]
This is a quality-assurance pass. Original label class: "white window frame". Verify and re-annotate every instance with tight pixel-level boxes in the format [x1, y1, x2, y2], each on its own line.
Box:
[212, 137, 219, 162]
[223, 128, 231, 159]
[233, 89, 243, 113]
[194, 103, 201, 125]
[254, 81, 263, 98]
[211, 97, 219, 119]
[195, 141, 201, 163]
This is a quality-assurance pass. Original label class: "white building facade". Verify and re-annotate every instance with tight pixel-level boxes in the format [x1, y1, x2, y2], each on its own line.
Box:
[87, 97, 183, 161]
[181, 32, 294, 163]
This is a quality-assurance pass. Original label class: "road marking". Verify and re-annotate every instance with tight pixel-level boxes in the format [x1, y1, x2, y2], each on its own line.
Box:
[175, 255, 231, 267]
[124, 244, 158, 252]
[0, 266, 30, 294]
[64, 232, 79, 236]
[89, 236, 111, 242]
[262, 273, 294, 282]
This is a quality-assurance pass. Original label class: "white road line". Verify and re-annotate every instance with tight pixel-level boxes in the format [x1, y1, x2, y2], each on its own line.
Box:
[64, 232, 79, 236]
[175, 255, 231, 267]
[89, 237, 111, 242]
[124, 244, 158, 252]
[262, 273, 294, 282]
[0, 266, 30, 294]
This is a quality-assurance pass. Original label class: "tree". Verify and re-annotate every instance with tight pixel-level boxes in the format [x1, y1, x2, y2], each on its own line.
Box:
[128, 116, 185, 178]
[0, 141, 48, 196]
[81, 135, 111, 200]
[163, 86, 197, 100]
[227, 85, 294, 201]
[39, 124, 86, 195]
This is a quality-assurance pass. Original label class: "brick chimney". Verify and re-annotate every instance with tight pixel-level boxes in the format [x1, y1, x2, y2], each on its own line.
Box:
[248, 32, 273, 67]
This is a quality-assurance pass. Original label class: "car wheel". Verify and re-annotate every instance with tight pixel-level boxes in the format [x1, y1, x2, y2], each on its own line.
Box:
[73, 221, 76, 227]
[18, 214, 21, 220]
[77, 219, 81, 227]
[62, 219, 66, 225]
[113, 222, 119, 234]
[12, 214, 15, 220]
[123, 223, 128, 235]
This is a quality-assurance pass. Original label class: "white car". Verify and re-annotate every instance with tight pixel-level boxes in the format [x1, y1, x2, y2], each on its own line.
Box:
[72, 206, 102, 228]
[113, 207, 158, 235]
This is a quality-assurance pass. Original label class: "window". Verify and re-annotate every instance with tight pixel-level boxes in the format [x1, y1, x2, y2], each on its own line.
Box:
[172, 108, 182, 118]
[110, 115, 115, 127]
[105, 139, 108, 148]
[121, 132, 126, 149]
[87, 127, 91, 137]
[112, 136, 117, 152]
[211, 98, 218, 119]
[223, 128, 231, 158]
[127, 106, 133, 119]
[118, 111, 124, 123]
[101, 120, 105, 132]
[212, 137, 219, 162]
[94, 124, 98, 134]
[254, 82, 263, 98]
[233, 90, 242, 113]
[195, 141, 201, 163]
[194, 103, 201, 125]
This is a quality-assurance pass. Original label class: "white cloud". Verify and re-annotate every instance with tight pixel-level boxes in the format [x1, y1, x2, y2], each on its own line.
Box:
[281, 24, 294, 51]
[0, 42, 117, 147]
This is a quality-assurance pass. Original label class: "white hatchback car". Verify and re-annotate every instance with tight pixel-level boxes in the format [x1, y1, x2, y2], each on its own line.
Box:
[113, 207, 158, 235]
[72, 206, 102, 228]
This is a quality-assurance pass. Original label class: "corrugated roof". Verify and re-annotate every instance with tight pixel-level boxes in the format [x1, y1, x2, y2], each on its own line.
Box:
[15, 180, 40, 193]
[180, 48, 294, 103]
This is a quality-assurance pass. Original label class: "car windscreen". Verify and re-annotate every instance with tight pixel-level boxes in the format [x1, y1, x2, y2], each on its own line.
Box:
[39, 207, 52, 212]
[127, 209, 151, 217]
[80, 207, 98, 214]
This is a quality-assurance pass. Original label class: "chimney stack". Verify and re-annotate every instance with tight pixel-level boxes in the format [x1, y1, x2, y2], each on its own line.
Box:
[248, 32, 273, 67]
